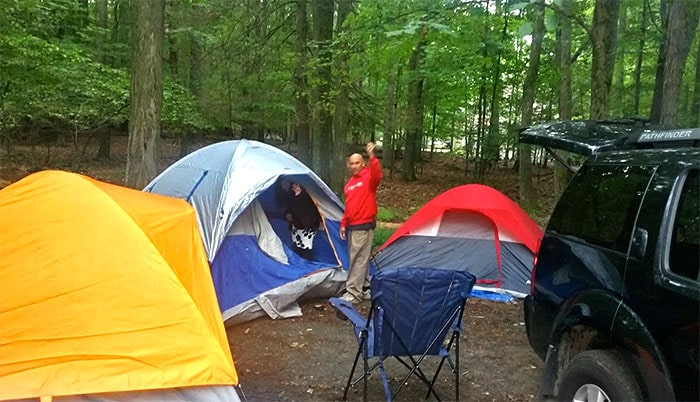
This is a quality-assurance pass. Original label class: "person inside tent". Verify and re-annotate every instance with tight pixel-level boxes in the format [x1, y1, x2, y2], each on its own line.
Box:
[279, 180, 322, 260]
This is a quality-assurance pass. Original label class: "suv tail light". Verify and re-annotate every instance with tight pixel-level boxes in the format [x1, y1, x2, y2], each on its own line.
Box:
[529, 239, 541, 295]
[529, 256, 537, 295]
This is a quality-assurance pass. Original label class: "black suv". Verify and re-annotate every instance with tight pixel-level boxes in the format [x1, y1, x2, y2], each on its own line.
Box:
[520, 120, 699, 402]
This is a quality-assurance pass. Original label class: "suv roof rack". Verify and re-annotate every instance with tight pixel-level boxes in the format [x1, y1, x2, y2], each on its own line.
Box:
[519, 119, 699, 173]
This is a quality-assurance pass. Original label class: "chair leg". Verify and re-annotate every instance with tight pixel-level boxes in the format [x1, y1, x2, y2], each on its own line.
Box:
[427, 356, 448, 400]
[426, 330, 460, 400]
[455, 331, 460, 401]
[378, 361, 392, 402]
[363, 346, 368, 402]
[388, 314, 456, 401]
[395, 354, 442, 401]
[344, 333, 367, 401]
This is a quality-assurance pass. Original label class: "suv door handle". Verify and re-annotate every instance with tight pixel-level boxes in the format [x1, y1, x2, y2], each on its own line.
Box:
[631, 227, 649, 258]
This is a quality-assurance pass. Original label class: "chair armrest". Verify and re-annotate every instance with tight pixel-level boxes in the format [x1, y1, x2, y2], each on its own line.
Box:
[329, 297, 367, 328]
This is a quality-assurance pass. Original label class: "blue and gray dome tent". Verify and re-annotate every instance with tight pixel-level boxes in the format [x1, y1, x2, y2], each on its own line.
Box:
[145, 139, 348, 324]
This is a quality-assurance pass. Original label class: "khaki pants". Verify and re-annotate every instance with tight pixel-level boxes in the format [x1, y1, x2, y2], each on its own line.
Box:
[345, 229, 373, 301]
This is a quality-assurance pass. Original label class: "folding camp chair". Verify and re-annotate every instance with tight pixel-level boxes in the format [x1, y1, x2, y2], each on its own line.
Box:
[330, 267, 477, 402]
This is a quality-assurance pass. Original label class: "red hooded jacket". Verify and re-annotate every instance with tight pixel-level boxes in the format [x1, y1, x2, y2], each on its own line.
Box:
[341, 156, 382, 229]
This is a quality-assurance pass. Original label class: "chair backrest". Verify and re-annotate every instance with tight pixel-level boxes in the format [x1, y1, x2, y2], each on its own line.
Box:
[370, 267, 477, 357]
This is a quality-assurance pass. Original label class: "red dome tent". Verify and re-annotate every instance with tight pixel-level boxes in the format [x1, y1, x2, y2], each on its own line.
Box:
[376, 184, 543, 298]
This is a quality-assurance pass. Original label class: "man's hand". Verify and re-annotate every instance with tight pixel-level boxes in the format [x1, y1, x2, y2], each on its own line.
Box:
[366, 142, 375, 157]
[339, 226, 346, 240]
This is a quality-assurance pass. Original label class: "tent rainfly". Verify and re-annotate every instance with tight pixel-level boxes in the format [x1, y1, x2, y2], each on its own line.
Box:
[0, 170, 240, 402]
[375, 184, 543, 299]
[145, 139, 349, 324]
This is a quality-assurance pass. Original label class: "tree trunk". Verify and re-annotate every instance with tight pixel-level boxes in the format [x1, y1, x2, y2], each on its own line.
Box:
[96, 0, 108, 62]
[167, 33, 178, 77]
[430, 101, 437, 159]
[474, 9, 490, 178]
[183, 7, 204, 158]
[660, 0, 700, 126]
[403, 29, 427, 182]
[650, 0, 669, 123]
[590, 0, 620, 119]
[110, 1, 132, 68]
[693, 38, 700, 127]
[518, 0, 544, 211]
[482, 10, 509, 182]
[95, 0, 111, 160]
[79, 0, 89, 28]
[241, 0, 267, 143]
[311, 0, 333, 183]
[126, 0, 165, 189]
[332, 0, 352, 194]
[383, 68, 397, 172]
[612, 3, 627, 115]
[633, 0, 649, 116]
[555, 0, 573, 196]
[294, 0, 311, 166]
[462, 93, 473, 176]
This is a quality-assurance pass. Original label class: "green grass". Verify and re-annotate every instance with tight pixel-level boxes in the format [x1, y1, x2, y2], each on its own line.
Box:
[375, 206, 399, 222]
[373, 226, 396, 249]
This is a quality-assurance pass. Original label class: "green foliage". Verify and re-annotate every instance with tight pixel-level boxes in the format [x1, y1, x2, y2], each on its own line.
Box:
[0, 26, 129, 137]
[163, 81, 207, 133]
[376, 206, 400, 222]
[0, 0, 694, 161]
[373, 226, 396, 249]
[0, 0, 209, 146]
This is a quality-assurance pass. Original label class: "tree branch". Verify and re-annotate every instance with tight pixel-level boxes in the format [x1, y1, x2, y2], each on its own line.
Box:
[545, 2, 592, 39]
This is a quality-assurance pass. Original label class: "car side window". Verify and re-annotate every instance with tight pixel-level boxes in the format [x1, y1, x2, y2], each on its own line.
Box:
[669, 169, 700, 281]
[548, 165, 654, 253]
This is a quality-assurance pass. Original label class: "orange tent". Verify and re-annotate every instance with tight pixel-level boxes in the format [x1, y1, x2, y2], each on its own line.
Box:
[0, 171, 239, 401]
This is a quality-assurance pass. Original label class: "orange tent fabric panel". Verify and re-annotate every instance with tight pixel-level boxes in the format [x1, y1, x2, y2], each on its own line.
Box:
[0, 171, 237, 400]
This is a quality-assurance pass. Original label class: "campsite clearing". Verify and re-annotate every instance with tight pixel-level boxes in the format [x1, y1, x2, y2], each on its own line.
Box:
[0, 134, 556, 402]
[228, 297, 541, 401]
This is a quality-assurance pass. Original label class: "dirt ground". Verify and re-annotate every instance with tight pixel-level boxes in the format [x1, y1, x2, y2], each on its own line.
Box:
[228, 298, 542, 402]
[0, 134, 556, 402]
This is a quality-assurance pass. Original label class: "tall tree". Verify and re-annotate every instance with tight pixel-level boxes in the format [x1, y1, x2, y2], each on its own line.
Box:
[660, 0, 699, 126]
[110, 1, 132, 68]
[611, 2, 627, 115]
[693, 36, 700, 127]
[555, 0, 573, 196]
[95, 0, 111, 160]
[183, 2, 205, 157]
[518, 0, 545, 210]
[589, 0, 620, 119]
[633, 0, 649, 116]
[403, 26, 427, 182]
[481, 5, 509, 182]
[126, 0, 165, 188]
[650, 0, 670, 123]
[294, 0, 311, 166]
[383, 68, 398, 173]
[332, 0, 352, 194]
[311, 0, 334, 183]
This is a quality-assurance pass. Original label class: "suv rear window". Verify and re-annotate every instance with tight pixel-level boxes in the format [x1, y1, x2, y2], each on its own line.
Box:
[548, 165, 654, 253]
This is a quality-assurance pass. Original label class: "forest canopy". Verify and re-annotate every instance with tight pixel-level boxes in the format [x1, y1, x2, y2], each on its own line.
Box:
[0, 0, 698, 190]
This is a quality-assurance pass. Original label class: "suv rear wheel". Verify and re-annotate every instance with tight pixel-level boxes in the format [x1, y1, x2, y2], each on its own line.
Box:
[556, 350, 642, 402]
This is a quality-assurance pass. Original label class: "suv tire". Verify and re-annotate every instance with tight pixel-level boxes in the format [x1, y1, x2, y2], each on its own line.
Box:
[556, 350, 642, 402]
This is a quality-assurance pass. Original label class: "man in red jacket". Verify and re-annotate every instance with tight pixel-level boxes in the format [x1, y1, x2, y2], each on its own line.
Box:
[339, 142, 382, 304]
